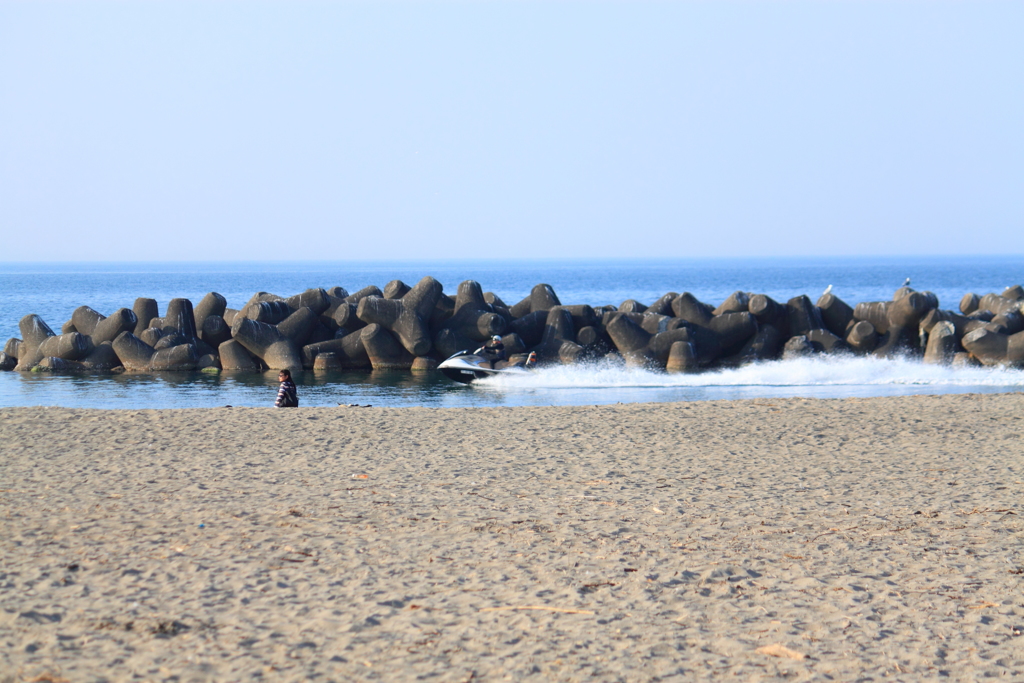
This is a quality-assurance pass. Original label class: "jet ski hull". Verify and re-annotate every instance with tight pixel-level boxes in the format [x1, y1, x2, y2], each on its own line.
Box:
[438, 351, 530, 384]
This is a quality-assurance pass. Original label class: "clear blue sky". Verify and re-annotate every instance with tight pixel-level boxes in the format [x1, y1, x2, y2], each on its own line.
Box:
[1, 1, 1021, 261]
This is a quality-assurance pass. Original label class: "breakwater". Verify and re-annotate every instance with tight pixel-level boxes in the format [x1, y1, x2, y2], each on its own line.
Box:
[2, 278, 1023, 376]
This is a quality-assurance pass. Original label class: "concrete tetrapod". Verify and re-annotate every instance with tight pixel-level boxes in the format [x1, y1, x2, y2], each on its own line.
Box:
[853, 302, 891, 336]
[576, 326, 605, 348]
[241, 300, 292, 325]
[500, 333, 527, 358]
[155, 333, 188, 351]
[920, 309, 973, 341]
[361, 324, 415, 370]
[558, 340, 588, 364]
[713, 291, 750, 316]
[37, 357, 88, 374]
[194, 293, 227, 332]
[845, 321, 878, 354]
[646, 292, 679, 317]
[149, 344, 200, 371]
[576, 326, 612, 358]
[0, 352, 16, 371]
[277, 307, 318, 347]
[805, 329, 849, 354]
[163, 299, 198, 341]
[604, 313, 650, 358]
[706, 312, 759, 357]
[218, 340, 259, 372]
[605, 313, 698, 369]
[991, 310, 1024, 336]
[429, 294, 457, 330]
[4, 338, 21, 359]
[111, 332, 156, 371]
[301, 330, 370, 369]
[923, 321, 958, 365]
[671, 293, 714, 327]
[284, 288, 331, 316]
[782, 336, 816, 360]
[140, 328, 164, 348]
[647, 328, 708, 369]
[244, 292, 284, 308]
[978, 293, 1019, 316]
[748, 294, 787, 332]
[230, 317, 302, 371]
[326, 286, 350, 299]
[872, 326, 919, 358]
[665, 341, 699, 373]
[319, 294, 345, 331]
[200, 316, 232, 349]
[433, 328, 478, 360]
[509, 283, 561, 318]
[868, 292, 933, 358]
[330, 302, 367, 332]
[15, 314, 56, 371]
[411, 356, 438, 372]
[1002, 285, 1024, 300]
[563, 305, 600, 335]
[81, 342, 121, 372]
[71, 307, 105, 337]
[313, 321, 354, 348]
[952, 352, 980, 367]
[344, 285, 383, 304]
[817, 292, 855, 339]
[313, 352, 344, 371]
[532, 307, 576, 361]
[133, 298, 159, 335]
[960, 293, 980, 315]
[728, 325, 784, 364]
[439, 280, 506, 342]
[786, 296, 824, 338]
[887, 292, 935, 329]
[37, 332, 92, 361]
[92, 308, 138, 345]
[356, 276, 443, 356]
[608, 313, 674, 338]
[509, 310, 547, 347]
[384, 280, 411, 299]
[962, 328, 1024, 367]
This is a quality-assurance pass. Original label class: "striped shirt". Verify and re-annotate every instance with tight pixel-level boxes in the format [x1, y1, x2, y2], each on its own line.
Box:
[275, 379, 298, 407]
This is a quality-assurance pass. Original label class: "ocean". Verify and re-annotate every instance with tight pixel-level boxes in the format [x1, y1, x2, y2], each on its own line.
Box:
[1, 256, 1022, 408]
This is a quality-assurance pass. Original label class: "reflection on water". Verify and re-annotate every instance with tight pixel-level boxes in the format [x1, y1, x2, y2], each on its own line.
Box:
[1, 369, 492, 409]
[1, 356, 1022, 409]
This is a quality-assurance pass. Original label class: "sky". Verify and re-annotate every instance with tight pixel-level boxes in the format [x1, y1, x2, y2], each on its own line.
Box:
[1, 1, 1021, 262]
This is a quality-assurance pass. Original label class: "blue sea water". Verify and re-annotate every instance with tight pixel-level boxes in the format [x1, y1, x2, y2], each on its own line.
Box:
[1, 256, 1022, 408]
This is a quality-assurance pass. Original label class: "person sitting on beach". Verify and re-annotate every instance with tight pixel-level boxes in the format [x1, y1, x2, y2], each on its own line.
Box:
[275, 369, 299, 407]
[475, 335, 506, 369]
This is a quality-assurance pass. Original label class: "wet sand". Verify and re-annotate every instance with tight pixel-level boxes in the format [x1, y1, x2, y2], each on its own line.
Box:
[2, 393, 1023, 682]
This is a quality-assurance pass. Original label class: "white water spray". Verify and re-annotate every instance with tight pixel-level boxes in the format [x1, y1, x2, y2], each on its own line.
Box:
[475, 355, 1024, 400]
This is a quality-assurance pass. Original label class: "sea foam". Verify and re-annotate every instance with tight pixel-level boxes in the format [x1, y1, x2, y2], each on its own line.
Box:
[474, 355, 1024, 402]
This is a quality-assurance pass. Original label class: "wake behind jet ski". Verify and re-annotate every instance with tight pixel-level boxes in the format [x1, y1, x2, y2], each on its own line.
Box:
[439, 339, 538, 384]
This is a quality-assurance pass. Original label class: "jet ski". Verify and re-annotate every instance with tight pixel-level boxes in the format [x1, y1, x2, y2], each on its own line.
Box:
[439, 350, 536, 384]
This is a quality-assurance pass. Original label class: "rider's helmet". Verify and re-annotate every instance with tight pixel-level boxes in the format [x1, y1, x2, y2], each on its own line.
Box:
[491, 335, 501, 342]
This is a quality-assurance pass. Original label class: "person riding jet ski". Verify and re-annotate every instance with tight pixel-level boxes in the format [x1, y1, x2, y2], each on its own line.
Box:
[475, 335, 506, 368]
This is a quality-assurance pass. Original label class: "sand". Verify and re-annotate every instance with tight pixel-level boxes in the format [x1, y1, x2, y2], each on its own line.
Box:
[2, 393, 1023, 682]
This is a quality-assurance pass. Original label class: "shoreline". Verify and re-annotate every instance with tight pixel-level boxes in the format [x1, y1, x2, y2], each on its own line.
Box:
[2, 393, 1023, 681]
[3, 353, 1024, 411]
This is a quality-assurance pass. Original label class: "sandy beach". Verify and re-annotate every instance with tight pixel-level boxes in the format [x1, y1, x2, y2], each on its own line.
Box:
[2, 393, 1023, 682]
